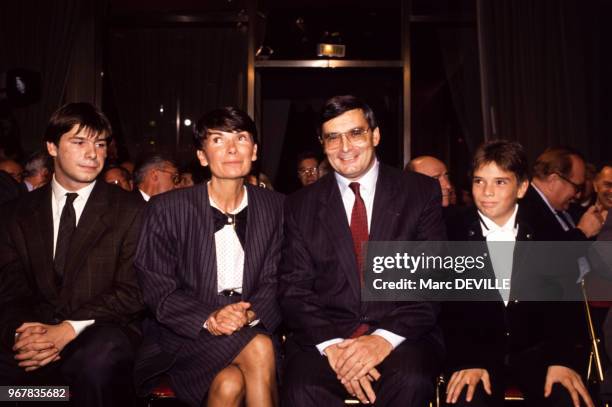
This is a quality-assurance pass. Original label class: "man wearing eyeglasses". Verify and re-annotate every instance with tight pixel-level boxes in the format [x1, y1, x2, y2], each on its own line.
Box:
[133, 155, 181, 201]
[296, 151, 320, 187]
[520, 146, 605, 241]
[280, 95, 445, 406]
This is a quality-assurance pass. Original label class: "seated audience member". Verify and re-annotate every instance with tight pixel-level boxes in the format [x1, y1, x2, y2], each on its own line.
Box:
[519, 147, 604, 240]
[406, 155, 453, 208]
[0, 170, 23, 204]
[133, 155, 180, 201]
[279, 95, 444, 406]
[102, 164, 133, 191]
[593, 164, 612, 214]
[443, 140, 593, 407]
[134, 107, 282, 407]
[178, 169, 195, 188]
[296, 151, 320, 187]
[120, 160, 135, 175]
[247, 172, 274, 190]
[318, 158, 332, 177]
[569, 163, 597, 221]
[0, 158, 24, 184]
[22, 151, 52, 191]
[0, 103, 145, 407]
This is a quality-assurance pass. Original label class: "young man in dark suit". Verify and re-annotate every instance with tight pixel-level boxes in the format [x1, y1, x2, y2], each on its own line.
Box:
[0, 103, 145, 407]
[279, 95, 446, 406]
[443, 140, 593, 407]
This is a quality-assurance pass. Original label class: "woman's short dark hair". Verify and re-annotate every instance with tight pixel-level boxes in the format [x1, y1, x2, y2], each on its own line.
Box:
[194, 107, 258, 149]
[472, 140, 529, 183]
[318, 95, 377, 138]
[43, 103, 112, 146]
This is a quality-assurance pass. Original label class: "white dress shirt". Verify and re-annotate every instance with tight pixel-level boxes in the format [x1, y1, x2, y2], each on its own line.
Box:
[478, 205, 518, 305]
[316, 159, 406, 355]
[210, 188, 248, 294]
[139, 189, 150, 202]
[203, 187, 259, 329]
[50, 176, 96, 335]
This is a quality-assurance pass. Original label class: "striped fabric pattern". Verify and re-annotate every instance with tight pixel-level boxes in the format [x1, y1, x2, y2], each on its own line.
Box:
[133, 183, 283, 406]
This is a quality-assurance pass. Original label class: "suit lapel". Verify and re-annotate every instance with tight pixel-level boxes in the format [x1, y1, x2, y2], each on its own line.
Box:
[22, 185, 59, 299]
[195, 184, 217, 303]
[60, 182, 112, 298]
[369, 165, 401, 242]
[242, 185, 262, 297]
[510, 218, 535, 284]
[465, 212, 505, 301]
[317, 175, 361, 298]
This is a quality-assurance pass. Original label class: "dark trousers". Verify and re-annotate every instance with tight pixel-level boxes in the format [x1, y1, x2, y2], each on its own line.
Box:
[0, 323, 137, 407]
[282, 338, 441, 406]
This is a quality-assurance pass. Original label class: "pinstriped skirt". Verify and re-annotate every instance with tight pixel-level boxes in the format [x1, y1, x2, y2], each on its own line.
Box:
[166, 295, 277, 407]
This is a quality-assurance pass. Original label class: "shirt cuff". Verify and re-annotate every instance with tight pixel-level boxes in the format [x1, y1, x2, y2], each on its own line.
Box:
[316, 338, 344, 355]
[371, 329, 405, 349]
[65, 320, 95, 336]
[248, 319, 260, 327]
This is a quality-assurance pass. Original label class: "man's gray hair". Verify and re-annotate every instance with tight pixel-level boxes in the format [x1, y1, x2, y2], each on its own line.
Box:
[133, 154, 175, 186]
[23, 151, 52, 178]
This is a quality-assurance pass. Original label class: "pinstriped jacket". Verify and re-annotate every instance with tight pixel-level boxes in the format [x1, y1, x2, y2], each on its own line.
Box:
[133, 183, 283, 388]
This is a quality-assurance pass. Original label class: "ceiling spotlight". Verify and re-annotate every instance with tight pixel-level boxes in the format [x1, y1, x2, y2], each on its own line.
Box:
[183, 119, 192, 126]
[317, 32, 345, 58]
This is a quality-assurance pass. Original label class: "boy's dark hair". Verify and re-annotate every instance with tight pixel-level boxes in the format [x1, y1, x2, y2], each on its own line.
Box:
[472, 140, 529, 183]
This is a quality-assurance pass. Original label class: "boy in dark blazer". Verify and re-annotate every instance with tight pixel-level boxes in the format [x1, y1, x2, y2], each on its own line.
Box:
[444, 140, 593, 407]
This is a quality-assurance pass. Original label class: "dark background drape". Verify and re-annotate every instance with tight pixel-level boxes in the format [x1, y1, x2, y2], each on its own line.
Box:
[105, 25, 247, 163]
[0, 0, 82, 155]
[477, 0, 602, 163]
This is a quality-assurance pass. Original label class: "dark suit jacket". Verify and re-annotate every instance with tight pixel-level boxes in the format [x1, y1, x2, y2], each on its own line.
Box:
[443, 208, 586, 373]
[133, 183, 283, 392]
[0, 181, 146, 350]
[519, 185, 587, 241]
[279, 164, 445, 350]
[0, 170, 24, 206]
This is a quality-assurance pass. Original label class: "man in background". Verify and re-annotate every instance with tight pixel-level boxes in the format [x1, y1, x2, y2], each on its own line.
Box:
[133, 155, 180, 201]
[296, 151, 320, 187]
[0, 158, 24, 184]
[22, 151, 52, 191]
[407, 155, 452, 208]
[102, 164, 133, 192]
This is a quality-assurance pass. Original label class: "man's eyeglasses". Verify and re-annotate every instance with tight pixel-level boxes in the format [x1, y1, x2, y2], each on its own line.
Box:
[157, 168, 182, 185]
[320, 127, 370, 149]
[555, 172, 584, 194]
[297, 167, 318, 177]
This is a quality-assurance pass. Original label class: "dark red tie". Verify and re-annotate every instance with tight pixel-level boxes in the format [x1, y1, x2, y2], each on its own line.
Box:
[349, 182, 368, 284]
[349, 182, 370, 338]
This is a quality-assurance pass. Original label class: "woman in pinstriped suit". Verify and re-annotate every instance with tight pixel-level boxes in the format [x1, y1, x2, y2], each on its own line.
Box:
[134, 107, 283, 407]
